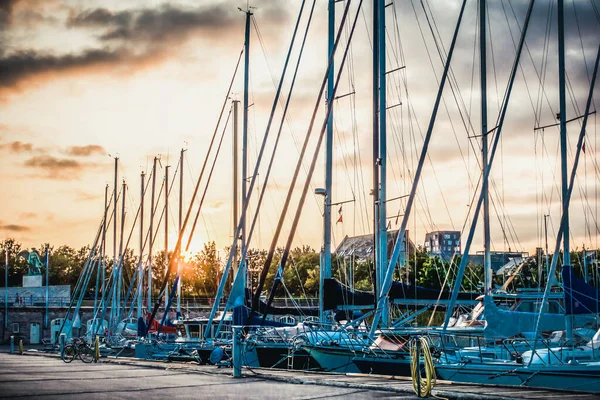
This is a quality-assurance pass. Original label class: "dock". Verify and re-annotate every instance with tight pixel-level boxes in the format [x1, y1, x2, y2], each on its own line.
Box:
[4, 349, 597, 399]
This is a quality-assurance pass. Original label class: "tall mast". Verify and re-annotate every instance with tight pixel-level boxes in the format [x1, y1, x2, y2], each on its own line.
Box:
[99, 185, 108, 320]
[177, 150, 184, 315]
[138, 172, 145, 320]
[165, 165, 170, 304]
[4, 245, 8, 329]
[377, 0, 388, 327]
[558, 0, 572, 342]
[320, 0, 335, 324]
[372, 0, 380, 313]
[148, 157, 157, 312]
[233, 100, 240, 274]
[117, 179, 126, 323]
[111, 157, 118, 328]
[242, 8, 252, 289]
[481, 0, 492, 293]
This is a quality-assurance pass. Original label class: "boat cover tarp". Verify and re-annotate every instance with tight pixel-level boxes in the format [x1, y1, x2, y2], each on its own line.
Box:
[483, 295, 564, 342]
[244, 289, 319, 317]
[562, 265, 600, 315]
[388, 282, 477, 301]
[232, 305, 310, 327]
[323, 278, 374, 310]
[323, 278, 476, 310]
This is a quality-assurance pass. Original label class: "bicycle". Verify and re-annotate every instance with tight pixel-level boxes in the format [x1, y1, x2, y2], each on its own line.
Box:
[61, 337, 95, 363]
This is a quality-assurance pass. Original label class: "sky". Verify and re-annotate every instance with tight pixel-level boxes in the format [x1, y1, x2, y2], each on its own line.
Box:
[0, 0, 599, 260]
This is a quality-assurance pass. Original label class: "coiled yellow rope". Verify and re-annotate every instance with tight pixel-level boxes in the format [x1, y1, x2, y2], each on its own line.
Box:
[410, 336, 438, 398]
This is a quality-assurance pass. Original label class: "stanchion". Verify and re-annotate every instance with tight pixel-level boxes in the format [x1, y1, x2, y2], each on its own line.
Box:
[18, 339, 23, 355]
[95, 335, 100, 362]
[10, 336, 14, 354]
[59, 333, 66, 355]
[232, 326, 242, 378]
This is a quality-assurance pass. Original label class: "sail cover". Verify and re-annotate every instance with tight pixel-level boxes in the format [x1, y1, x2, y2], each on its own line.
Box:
[562, 265, 600, 315]
[323, 278, 375, 310]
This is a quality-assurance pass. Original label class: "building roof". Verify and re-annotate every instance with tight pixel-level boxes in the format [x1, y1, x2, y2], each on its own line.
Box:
[334, 230, 416, 261]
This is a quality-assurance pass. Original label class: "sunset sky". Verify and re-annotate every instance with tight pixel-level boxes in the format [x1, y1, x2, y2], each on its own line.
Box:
[0, 0, 598, 260]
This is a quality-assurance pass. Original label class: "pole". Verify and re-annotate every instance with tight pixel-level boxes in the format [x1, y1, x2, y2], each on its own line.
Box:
[242, 9, 252, 289]
[45, 248, 49, 328]
[583, 246, 588, 283]
[165, 165, 170, 304]
[111, 157, 118, 330]
[481, 0, 492, 294]
[233, 100, 240, 275]
[558, 0, 573, 343]
[377, 0, 389, 327]
[138, 172, 145, 320]
[544, 214, 549, 284]
[149, 157, 157, 312]
[4, 247, 8, 329]
[177, 150, 184, 315]
[372, 0, 380, 314]
[321, 0, 335, 324]
[117, 179, 126, 324]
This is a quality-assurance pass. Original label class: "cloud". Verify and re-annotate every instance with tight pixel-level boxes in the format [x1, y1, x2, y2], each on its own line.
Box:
[0, 3, 290, 94]
[0, 48, 134, 91]
[75, 191, 102, 201]
[19, 212, 37, 220]
[0, 0, 20, 26]
[67, 4, 239, 43]
[0, 223, 30, 232]
[65, 144, 105, 156]
[0, 140, 34, 153]
[23, 154, 89, 179]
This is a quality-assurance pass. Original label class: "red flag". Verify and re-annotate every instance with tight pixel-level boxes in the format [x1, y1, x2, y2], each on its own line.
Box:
[336, 205, 343, 223]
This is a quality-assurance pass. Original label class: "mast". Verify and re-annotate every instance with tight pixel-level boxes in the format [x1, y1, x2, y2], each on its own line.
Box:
[242, 8, 252, 289]
[233, 100, 240, 274]
[4, 246, 7, 329]
[177, 150, 184, 315]
[93, 186, 107, 327]
[558, 0, 572, 342]
[481, 0, 492, 293]
[101, 185, 107, 322]
[111, 157, 118, 329]
[320, 0, 335, 324]
[117, 179, 126, 323]
[138, 172, 145, 320]
[377, 0, 388, 327]
[148, 157, 157, 312]
[164, 165, 170, 305]
[372, 0, 380, 313]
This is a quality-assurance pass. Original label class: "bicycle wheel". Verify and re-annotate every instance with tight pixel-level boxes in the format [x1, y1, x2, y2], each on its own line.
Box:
[62, 345, 76, 363]
[79, 345, 95, 363]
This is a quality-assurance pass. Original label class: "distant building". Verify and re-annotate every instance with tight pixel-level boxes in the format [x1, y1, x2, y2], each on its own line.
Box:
[335, 230, 416, 263]
[424, 230, 461, 261]
[468, 251, 529, 272]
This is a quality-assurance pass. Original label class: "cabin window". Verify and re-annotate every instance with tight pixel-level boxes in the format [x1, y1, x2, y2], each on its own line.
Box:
[188, 324, 201, 339]
[11, 323, 19, 333]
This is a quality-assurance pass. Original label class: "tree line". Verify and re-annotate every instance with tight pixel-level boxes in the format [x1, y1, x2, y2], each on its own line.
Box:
[0, 238, 595, 300]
